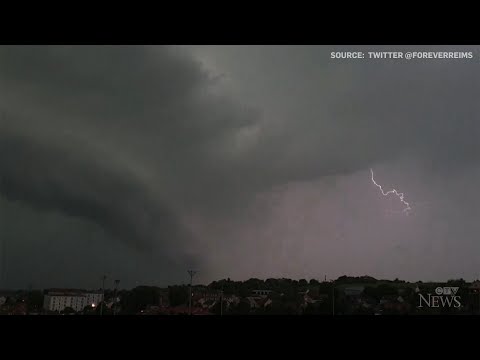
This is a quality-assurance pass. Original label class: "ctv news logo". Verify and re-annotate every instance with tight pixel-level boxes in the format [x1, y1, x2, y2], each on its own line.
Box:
[417, 287, 461, 308]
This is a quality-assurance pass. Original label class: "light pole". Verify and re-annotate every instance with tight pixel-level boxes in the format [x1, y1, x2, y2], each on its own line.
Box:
[100, 275, 106, 316]
[0, 184, 6, 289]
[0, 225, 5, 289]
[113, 279, 120, 316]
[477, 289, 480, 315]
[187, 270, 197, 315]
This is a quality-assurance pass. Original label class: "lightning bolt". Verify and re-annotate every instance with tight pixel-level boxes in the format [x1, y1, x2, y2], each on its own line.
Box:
[370, 168, 411, 214]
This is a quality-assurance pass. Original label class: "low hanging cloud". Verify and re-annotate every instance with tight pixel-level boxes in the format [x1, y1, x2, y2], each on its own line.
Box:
[0, 45, 259, 286]
[0, 124, 190, 254]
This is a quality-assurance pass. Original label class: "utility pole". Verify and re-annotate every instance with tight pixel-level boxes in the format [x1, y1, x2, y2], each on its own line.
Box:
[100, 275, 106, 316]
[220, 284, 224, 316]
[187, 270, 197, 315]
[332, 280, 335, 316]
[113, 279, 120, 316]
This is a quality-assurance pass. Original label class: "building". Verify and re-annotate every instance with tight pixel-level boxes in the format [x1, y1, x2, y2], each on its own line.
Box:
[84, 292, 103, 307]
[44, 293, 87, 312]
[43, 290, 103, 313]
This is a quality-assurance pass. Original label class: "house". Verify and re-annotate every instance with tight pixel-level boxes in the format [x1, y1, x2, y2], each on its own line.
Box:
[12, 302, 27, 315]
[0, 291, 16, 304]
[469, 281, 480, 294]
[343, 286, 365, 296]
[252, 290, 272, 298]
[158, 289, 169, 307]
[303, 290, 329, 305]
[246, 297, 260, 309]
[192, 288, 222, 302]
[223, 294, 240, 305]
[383, 301, 410, 313]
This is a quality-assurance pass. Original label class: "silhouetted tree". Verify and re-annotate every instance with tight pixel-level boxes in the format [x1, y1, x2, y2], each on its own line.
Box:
[168, 286, 188, 307]
[26, 291, 44, 312]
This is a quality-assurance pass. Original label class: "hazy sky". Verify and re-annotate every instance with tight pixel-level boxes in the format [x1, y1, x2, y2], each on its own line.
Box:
[1, 45, 480, 289]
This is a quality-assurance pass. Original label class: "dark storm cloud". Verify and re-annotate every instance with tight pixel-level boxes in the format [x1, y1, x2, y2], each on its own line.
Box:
[0, 45, 258, 286]
[0, 123, 189, 253]
[0, 46, 208, 259]
[0, 46, 262, 214]
[189, 45, 480, 181]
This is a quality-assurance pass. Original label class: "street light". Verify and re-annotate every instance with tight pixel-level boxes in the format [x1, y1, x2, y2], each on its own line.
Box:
[100, 275, 106, 316]
[113, 280, 120, 316]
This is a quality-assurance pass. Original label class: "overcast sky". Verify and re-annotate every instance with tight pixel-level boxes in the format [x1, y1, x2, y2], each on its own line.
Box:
[1, 45, 480, 289]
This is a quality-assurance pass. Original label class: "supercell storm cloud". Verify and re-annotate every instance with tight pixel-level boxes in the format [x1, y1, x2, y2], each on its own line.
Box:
[1, 45, 480, 288]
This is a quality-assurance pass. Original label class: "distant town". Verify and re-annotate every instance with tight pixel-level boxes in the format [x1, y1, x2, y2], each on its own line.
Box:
[1, 276, 480, 315]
